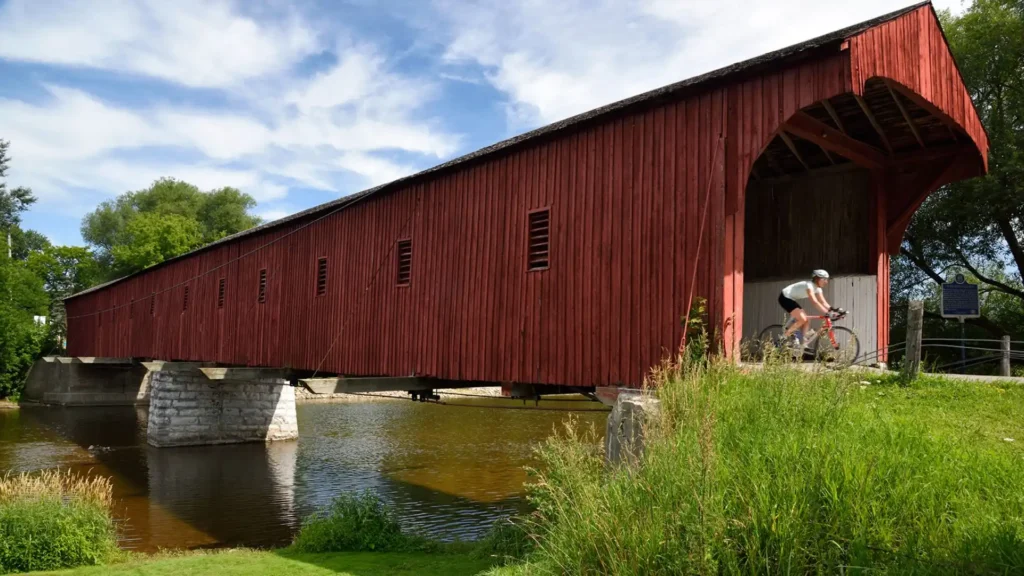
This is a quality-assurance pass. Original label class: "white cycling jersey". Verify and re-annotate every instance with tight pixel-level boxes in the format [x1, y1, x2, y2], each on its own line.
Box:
[782, 280, 822, 301]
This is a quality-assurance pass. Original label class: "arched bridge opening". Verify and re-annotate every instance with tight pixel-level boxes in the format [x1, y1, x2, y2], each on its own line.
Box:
[741, 77, 986, 361]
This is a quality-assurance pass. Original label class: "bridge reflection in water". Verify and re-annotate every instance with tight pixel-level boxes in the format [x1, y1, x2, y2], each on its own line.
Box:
[0, 397, 605, 551]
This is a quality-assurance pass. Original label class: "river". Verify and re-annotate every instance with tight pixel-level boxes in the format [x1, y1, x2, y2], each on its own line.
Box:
[0, 397, 607, 552]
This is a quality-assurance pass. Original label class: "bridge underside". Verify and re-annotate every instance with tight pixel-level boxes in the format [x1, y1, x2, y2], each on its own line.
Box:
[24, 358, 597, 447]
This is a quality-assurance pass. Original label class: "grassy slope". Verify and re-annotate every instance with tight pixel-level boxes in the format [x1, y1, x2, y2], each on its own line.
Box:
[514, 366, 1024, 574]
[31, 550, 495, 576]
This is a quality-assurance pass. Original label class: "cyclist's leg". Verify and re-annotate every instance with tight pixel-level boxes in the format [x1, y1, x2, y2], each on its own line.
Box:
[783, 308, 807, 339]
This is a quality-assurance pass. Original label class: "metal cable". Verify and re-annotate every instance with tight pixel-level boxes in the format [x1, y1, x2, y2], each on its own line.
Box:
[921, 338, 1024, 344]
[933, 354, 1003, 372]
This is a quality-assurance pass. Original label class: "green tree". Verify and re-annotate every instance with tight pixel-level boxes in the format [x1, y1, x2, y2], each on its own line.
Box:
[28, 246, 101, 352]
[894, 0, 1024, 355]
[108, 212, 203, 275]
[0, 140, 37, 259]
[81, 178, 260, 278]
[10, 227, 51, 261]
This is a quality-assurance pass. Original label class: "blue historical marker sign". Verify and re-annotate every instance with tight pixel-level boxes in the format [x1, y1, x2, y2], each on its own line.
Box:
[941, 276, 980, 318]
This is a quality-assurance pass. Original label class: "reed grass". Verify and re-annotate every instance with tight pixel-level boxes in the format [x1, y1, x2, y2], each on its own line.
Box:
[0, 470, 117, 574]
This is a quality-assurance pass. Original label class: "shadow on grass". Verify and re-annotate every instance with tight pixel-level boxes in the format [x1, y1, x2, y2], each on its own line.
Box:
[271, 549, 496, 576]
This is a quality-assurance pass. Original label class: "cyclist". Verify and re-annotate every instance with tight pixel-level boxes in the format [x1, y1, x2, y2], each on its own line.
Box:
[779, 270, 836, 346]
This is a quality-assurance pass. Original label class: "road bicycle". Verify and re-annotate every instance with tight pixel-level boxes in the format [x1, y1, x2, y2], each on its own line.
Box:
[757, 309, 860, 365]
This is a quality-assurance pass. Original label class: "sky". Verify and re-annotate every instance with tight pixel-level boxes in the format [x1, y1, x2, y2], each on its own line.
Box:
[0, 0, 968, 247]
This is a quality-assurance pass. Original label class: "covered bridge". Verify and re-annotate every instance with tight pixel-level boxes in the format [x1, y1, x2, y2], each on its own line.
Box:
[66, 2, 988, 392]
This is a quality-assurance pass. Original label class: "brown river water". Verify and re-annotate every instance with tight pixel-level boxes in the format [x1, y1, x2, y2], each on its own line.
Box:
[0, 398, 607, 551]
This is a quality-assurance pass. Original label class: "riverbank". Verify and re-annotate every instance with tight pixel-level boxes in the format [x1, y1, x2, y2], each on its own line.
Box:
[28, 549, 498, 575]
[0, 399, 17, 410]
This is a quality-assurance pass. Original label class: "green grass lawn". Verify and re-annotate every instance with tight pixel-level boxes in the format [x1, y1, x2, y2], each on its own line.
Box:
[30, 549, 496, 576]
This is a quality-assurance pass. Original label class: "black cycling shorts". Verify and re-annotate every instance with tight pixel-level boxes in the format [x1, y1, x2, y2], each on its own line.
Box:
[778, 293, 801, 313]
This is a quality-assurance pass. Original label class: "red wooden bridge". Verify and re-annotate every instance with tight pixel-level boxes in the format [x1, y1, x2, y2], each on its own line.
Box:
[65, 2, 987, 401]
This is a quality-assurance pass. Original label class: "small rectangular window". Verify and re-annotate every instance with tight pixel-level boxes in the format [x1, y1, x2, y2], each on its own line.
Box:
[396, 240, 412, 286]
[150, 293, 155, 316]
[183, 286, 190, 312]
[130, 299, 135, 320]
[218, 278, 226, 309]
[527, 209, 550, 271]
[258, 269, 267, 304]
[316, 257, 328, 296]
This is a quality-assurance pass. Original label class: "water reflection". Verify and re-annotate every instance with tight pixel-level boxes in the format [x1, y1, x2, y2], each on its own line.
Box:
[0, 398, 606, 551]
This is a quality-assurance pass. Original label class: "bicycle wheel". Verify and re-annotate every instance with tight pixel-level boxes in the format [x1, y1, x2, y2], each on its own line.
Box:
[815, 326, 860, 365]
[756, 324, 788, 360]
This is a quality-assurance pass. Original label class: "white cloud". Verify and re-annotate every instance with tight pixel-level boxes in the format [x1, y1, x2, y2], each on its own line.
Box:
[0, 0, 319, 88]
[0, 1, 460, 243]
[434, 0, 971, 128]
[0, 83, 446, 213]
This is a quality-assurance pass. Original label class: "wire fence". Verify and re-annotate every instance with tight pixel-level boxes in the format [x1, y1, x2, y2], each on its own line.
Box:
[849, 336, 1020, 376]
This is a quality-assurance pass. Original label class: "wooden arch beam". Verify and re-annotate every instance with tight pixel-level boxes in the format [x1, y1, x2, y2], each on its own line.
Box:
[884, 151, 978, 253]
[781, 112, 886, 170]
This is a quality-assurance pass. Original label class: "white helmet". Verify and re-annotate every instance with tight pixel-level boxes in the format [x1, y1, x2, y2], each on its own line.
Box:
[812, 269, 830, 279]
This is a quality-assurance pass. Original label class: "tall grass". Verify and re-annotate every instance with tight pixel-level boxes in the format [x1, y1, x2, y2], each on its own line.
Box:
[518, 359, 1024, 575]
[291, 491, 414, 553]
[0, 470, 118, 574]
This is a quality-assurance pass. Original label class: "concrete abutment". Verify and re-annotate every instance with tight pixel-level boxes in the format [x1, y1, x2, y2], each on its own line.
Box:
[146, 364, 298, 448]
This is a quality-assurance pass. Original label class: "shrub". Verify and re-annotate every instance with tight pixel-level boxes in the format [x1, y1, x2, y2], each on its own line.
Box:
[520, 360, 1024, 575]
[291, 491, 411, 553]
[0, 470, 117, 574]
[475, 517, 534, 565]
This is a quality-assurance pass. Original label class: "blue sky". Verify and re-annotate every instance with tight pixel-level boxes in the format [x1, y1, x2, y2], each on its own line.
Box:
[0, 0, 965, 247]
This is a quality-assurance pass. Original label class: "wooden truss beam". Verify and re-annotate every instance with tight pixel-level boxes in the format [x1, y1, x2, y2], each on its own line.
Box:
[885, 81, 963, 144]
[821, 99, 847, 134]
[781, 112, 887, 170]
[884, 79, 926, 148]
[778, 132, 811, 171]
[854, 95, 894, 155]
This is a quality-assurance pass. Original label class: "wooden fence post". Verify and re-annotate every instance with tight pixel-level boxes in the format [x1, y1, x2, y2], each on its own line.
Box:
[1002, 335, 1011, 377]
[903, 300, 923, 380]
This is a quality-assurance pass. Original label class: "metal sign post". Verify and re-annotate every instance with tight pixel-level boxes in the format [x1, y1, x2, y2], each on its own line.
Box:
[940, 274, 980, 373]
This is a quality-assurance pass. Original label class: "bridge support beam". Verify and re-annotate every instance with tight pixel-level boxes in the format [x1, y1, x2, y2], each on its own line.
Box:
[22, 357, 151, 406]
[146, 363, 298, 448]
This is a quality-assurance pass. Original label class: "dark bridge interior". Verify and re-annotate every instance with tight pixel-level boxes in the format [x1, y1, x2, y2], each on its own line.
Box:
[752, 78, 969, 180]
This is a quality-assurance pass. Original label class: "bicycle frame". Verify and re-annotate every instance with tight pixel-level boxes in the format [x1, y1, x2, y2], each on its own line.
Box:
[785, 313, 842, 351]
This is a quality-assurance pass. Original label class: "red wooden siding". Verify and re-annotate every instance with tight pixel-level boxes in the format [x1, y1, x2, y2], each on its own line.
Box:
[67, 4, 986, 387]
[849, 5, 988, 170]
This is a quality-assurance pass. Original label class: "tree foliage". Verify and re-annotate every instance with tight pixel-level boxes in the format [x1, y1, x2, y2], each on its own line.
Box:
[893, 0, 1024, 368]
[0, 141, 47, 398]
[81, 178, 261, 279]
[27, 246, 101, 351]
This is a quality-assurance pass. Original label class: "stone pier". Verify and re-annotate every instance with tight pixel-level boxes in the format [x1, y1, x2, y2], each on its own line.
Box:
[146, 363, 298, 448]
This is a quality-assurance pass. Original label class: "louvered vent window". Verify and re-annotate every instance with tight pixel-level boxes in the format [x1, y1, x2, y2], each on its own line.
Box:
[316, 257, 328, 296]
[258, 269, 268, 304]
[527, 209, 550, 271]
[396, 240, 412, 286]
[130, 299, 135, 320]
[150, 294, 155, 316]
[183, 286, 190, 311]
[218, 278, 226, 309]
